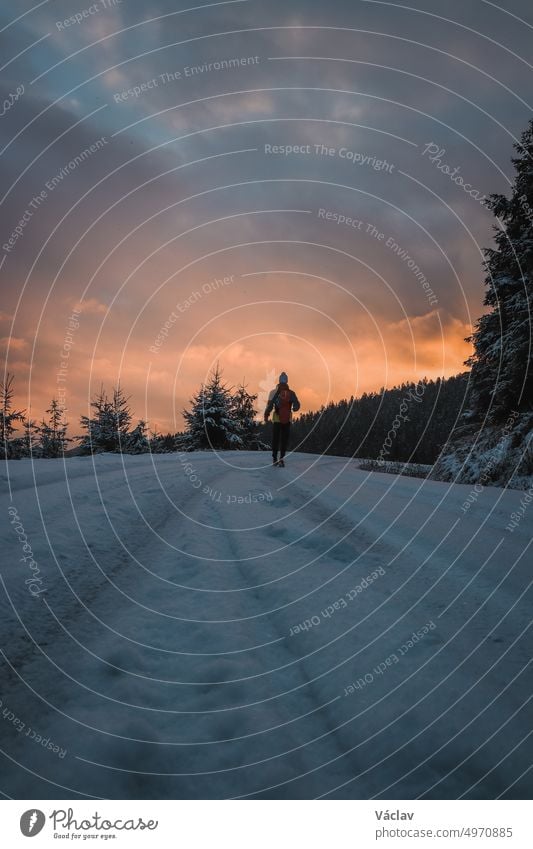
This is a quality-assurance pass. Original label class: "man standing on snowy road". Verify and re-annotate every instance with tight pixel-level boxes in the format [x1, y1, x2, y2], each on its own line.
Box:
[264, 371, 300, 467]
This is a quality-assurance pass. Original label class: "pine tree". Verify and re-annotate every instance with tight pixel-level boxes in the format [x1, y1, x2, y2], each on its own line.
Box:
[6, 410, 39, 460]
[160, 432, 178, 452]
[125, 420, 150, 454]
[80, 385, 107, 453]
[38, 399, 71, 458]
[466, 120, 533, 422]
[232, 380, 260, 449]
[149, 430, 176, 453]
[182, 364, 242, 450]
[111, 385, 133, 451]
[21, 417, 40, 458]
[79, 384, 132, 453]
[0, 373, 25, 459]
[174, 431, 188, 452]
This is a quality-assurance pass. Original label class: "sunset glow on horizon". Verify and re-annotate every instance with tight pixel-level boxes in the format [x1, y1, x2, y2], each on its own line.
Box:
[2, 0, 526, 434]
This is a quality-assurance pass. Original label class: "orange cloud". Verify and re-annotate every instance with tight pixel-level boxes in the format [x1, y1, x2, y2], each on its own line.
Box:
[77, 298, 108, 315]
[0, 336, 27, 351]
[384, 310, 473, 375]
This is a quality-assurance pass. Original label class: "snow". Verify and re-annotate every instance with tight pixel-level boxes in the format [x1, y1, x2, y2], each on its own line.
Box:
[0, 451, 531, 799]
[358, 459, 433, 479]
[432, 414, 533, 491]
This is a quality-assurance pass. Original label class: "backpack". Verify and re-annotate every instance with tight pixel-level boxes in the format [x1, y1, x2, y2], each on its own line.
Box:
[275, 388, 293, 424]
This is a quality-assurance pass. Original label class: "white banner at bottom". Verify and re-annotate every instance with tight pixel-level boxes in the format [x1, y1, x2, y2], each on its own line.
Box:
[1, 799, 531, 848]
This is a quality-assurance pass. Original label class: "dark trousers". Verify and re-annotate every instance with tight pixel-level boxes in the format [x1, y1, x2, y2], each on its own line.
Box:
[272, 422, 291, 459]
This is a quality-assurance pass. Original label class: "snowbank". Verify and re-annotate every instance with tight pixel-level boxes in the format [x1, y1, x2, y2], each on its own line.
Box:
[357, 459, 432, 479]
[431, 413, 533, 490]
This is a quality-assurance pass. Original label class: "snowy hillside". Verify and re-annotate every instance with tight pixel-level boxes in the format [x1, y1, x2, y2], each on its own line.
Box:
[432, 413, 533, 491]
[1, 451, 531, 799]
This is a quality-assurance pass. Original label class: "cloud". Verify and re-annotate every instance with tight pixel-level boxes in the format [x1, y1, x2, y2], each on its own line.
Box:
[0, 336, 27, 351]
[384, 310, 472, 374]
[78, 298, 108, 315]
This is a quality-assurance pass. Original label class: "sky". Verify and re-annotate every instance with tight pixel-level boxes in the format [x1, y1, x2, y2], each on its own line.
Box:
[1, 0, 532, 432]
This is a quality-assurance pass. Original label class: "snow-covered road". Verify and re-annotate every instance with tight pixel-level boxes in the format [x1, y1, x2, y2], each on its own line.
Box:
[0, 452, 531, 799]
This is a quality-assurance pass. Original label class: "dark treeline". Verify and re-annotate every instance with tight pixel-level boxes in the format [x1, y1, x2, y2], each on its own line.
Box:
[1, 366, 468, 463]
[276, 373, 469, 465]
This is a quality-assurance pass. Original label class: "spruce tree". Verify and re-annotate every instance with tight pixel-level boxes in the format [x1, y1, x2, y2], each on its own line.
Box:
[466, 120, 533, 422]
[80, 384, 132, 453]
[149, 431, 176, 453]
[80, 385, 108, 453]
[38, 399, 71, 458]
[0, 373, 25, 459]
[21, 417, 40, 458]
[125, 420, 150, 454]
[8, 411, 39, 459]
[183, 364, 242, 450]
[111, 384, 133, 451]
[232, 380, 260, 449]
